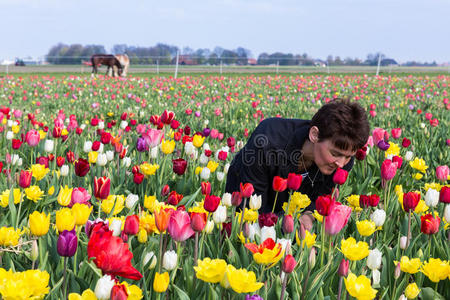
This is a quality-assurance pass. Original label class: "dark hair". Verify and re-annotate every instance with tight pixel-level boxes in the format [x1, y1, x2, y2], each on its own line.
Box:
[311, 98, 370, 151]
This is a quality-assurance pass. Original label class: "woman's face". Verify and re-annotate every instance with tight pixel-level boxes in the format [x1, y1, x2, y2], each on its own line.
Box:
[313, 139, 355, 175]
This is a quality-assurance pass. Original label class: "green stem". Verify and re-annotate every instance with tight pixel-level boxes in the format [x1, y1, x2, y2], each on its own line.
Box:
[320, 216, 326, 268]
[158, 233, 164, 273]
[15, 190, 23, 229]
[272, 192, 279, 213]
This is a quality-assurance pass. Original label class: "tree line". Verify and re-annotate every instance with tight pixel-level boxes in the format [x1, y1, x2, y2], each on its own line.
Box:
[45, 43, 437, 66]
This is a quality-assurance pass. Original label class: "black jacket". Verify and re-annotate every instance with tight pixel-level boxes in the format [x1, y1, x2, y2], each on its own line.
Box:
[225, 118, 354, 214]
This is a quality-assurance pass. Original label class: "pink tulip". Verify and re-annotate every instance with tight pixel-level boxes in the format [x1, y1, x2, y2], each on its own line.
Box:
[13, 110, 22, 118]
[325, 203, 352, 235]
[142, 128, 164, 148]
[167, 210, 195, 242]
[436, 165, 449, 182]
[372, 128, 386, 145]
[69, 187, 92, 207]
[218, 133, 224, 140]
[210, 129, 219, 139]
[25, 129, 40, 147]
[136, 124, 146, 134]
[391, 128, 402, 139]
[381, 159, 398, 181]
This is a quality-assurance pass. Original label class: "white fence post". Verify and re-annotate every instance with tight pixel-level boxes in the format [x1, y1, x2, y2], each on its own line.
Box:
[220, 60, 223, 74]
[174, 52, 179, 79]
[376, 54, 382, 76]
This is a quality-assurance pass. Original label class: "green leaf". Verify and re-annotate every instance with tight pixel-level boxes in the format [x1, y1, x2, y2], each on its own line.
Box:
[172, 284, 191, 300]
[47, 276, 64, 298]
[421, 287, 445, 300]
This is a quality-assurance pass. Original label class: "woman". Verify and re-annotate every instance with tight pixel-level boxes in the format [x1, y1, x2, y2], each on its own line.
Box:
[225, 98, 370, 228]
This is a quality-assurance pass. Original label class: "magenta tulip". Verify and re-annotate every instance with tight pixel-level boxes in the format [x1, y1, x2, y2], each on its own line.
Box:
[25, 129, 40, 147]
[381, 159, 398, 181]
[325, 203, 352, 235]
[167, 210, 195, 242]
[436, 165, 449, 182]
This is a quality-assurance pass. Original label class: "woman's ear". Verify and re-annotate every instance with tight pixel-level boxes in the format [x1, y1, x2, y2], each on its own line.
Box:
[309, 126, 319, 143]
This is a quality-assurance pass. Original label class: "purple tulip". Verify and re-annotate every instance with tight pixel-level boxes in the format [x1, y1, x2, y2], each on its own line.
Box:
[57, 229, 78, 257]
[377, 140, 390, 151]
[203, 128, 211, 137]
[136, 137, 148, 152]
[194, 111, 201, 118]
[245, 295, 263, 300]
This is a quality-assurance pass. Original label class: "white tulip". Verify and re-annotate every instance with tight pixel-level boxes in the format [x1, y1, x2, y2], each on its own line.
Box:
[122, 157, 131, 167]
[236, 140, 244, 151]
[97, 153, 107, 166]
[367, 248, 382, 270]
[213, 205, 227, 224]
[6, 131, 13, 140]
[371, 209, 386, 227]
[185, 142, 195, 155]
[202, 143, 210, 151]
[97, 143, 104, 153]
[109, 219, 122, 236]
[399, 295, 407, 300]
[150, 146, 159, 159]
[126, 194, 139, 209]
[143, 251, 157, 269]
[200, 167, 210, 180]
[44, 140, 54, 152]
[276, 238, 291, 252]
[260, 226, 276, 243]
[444, 204, 450, 223]
[199, 153, 209, 165]
[224, 163, 230, 174]
[248, 223, 261, 241]
[221, 193, 232, 207]
[120, 120, 128, 129]
[105, 150, 114, 161]
[7, 120, 13, 127]
[249, 194, 262, 210]
[83, 141, 93, 153]
[98, 121, 104, 129]
[162, 250, 177, 271]
[425, 188, 439, 208]
[420, 122, 425, 128]
[189, 149, 198, 160]
[216, 171, 225, 182]
[80, 124, 86, 130]
[386, 154, 393, 160]
[11, 154, 20, 165]
[204, 220, 214, 233]
[60, 165, 69, 176]
[372, 269, 381, 287]
[94, 275, 115, 300]
[203, 119, 209, 126]
[399, 236, 408, 249]
[405, 151, 414, 161]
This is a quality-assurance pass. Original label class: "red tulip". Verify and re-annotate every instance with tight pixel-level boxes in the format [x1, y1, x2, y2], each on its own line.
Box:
[272, 176, 287, 192]
[282, 254, 297, 273]
[74, 158, 90, 177]
[381, 159, 398, 181]
[439, 186, 450, 204]
[172, 158, 188, 175]
[325, 202, 352, 235]
[123, 215, 139, 235]
[87, 227, 142, 280]
[160, 110, 175, 124]
[316, 195, 334, 216]
[66, 151, 75, 163]
[204, 194, 221, 212]
[282, 215, 294, 233]
[420, 214, 440, 235]
[201, 181, 211, 195]
[133, 172, 144, 184]
[258, 212, 278, 227]
[287, 173, 302, 190]
[101, 131, 111, 144]
[19, 170, 32, 188]
[12, 139, 22, 150]
[231, 191, 242, 206]
[359, 195, 370, 208]
[333, 168, 348, 185]
[56, 156, 65, 167]
[401, 138, 411, 148]
[36, 156, 49, 168]
[167, 191, 183, 206]
[391, 128, 402, 139]
[392, 156, 403, 169]
[338, 259, 349, 277]
[190, 212, 207, 232]
[111, 284, 128, 300]
[167, 210, 195, 242]
[218, 151, 228, 161]
[161, 184, 170, 197]
[403, 192, 420, 212]
[240, 182, 254, 198]
[94, 176, 111, 200]
[92, 140, 101, 151]
[369, 194, 380, 207]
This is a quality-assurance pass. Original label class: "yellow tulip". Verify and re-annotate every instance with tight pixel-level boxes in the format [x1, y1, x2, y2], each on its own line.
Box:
[296, 230, 316, 248]
[345, 194, 362, 212]
[409, 157, 428, 173]
[120, 282, 143, 300]
[356, 220, 377, 236]
[29, 211, 50, 236]
[206, 160, 219, 173]
[69, 289, 97, 300]
[0, 188, 23, 207]
[25, 185, 44, 202]
[340, 237, 369, 261]
[101, 195, 125, 215]
[344, 273, 377, 300]
[0, 227, 23, 247]
[397, 256, 421, 274]
[31, 164, 49, 181]
[192, 134, 205, 148]
[421, 258, 448, 282]
[225, 265, 264, 294]
[161, 139, 175, 154]
[55, 208, 75, 232]
[384, 142, 400, 157]
[88, 151, 98, 164]
[194, 257, 227, 283]
[137, 229, 148, 243]
[312, 210, 323, 223]
[144, 195, 159, 211]
[47, 186, 55, 196]
[12, 125, 20, 134]
[153, 272, 170, 293]
[404, 282, 420, 299]
[140, 163, 159, 176]
[57, 185, 73, 206]
[71, 203, 92, 226]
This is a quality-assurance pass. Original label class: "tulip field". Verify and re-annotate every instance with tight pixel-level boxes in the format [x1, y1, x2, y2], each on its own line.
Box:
[0, 73, 449, 300]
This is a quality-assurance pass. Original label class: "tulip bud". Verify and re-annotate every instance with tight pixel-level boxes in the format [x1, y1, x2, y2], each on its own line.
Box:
[191, 213, 207, 232]
[95, 275, 115, 300]
[394, 263, 401, 279]
[425, 188, 439, 208]
[372, 269, 381, 287]
[242, 222, 251, 238]
[333, 168, 348, 185]
[204, 220, 214, 234]
[367, 248, 382, 270]
[31, 239, 39, 262]
[231, 191, 242, 207]
[162, 250, 177, 271]
[338, 259, 349, 277]
[399, 236, 408, 250]
[97, 153, 107, 166]
[123, 215, 139, 235]
[143, 251, 157, 269]
[398, 295, 407, 300]
[404, 151, 414, 161]
[240, 183, 254, 198]
[137, 229, 147, 243]
[19, 170, 32, 188]
[109, 219, 122, 236]
[106, 150, 114, 161]
[216, 171, 225, 182]
[308, 247, 316, 269]
[161, 184, 170, 197]
[444, 204, 450, 223]
[282, 254, 297, 273]
[282, 215, 294, 234]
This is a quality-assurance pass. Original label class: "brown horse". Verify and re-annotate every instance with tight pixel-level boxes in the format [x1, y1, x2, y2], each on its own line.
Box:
[91, 54, 123, 77]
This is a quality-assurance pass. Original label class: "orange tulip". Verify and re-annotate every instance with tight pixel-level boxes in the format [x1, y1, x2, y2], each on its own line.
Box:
[154, 208, 174, 233]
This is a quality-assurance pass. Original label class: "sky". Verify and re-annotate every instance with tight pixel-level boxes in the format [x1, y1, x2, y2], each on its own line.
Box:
[1, 0, 449, 63]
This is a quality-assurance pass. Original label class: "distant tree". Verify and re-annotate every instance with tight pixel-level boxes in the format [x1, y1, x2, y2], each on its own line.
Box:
[208, 53, 219, 65]
[257, 53, 269, 65]
[46, 43, 67, 64]
[213, 47, 225, 58]
[81, 45, 106, 60]
[63, 44, 83, 64]
[182, 47, 194, 55]
[194, 48, 210, 64]
[221, 49, 238, 64]
[365, 52, 385, 66]
[111, 44, 127, 55]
